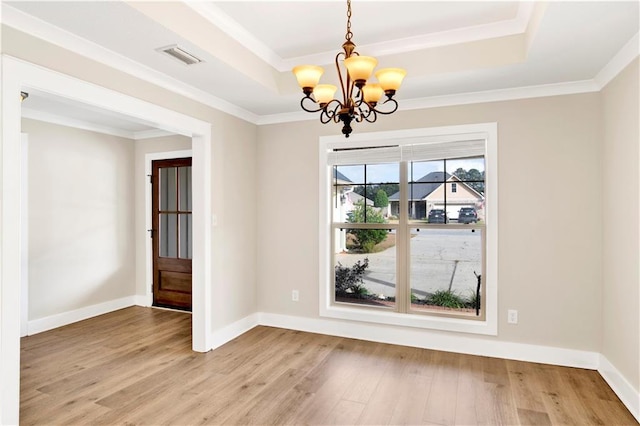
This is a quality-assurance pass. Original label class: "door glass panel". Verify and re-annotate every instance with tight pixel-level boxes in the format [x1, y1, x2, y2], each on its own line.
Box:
[178, 166, 192, 211]
[179, 214, 192, 259]
[160, 167, 177, 211]
[160, 213, 178, 257]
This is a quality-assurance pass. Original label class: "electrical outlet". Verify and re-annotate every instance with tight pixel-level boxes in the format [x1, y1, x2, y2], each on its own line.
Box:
[292, 290, 299, 302]
[507, 309, 518, 324]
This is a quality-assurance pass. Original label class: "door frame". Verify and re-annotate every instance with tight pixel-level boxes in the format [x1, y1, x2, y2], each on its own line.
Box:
[144, 150, 193, 308]
[2, 55, 213, 424]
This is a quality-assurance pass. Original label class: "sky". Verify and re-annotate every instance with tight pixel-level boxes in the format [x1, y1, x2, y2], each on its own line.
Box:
[336, 157, 485, 184]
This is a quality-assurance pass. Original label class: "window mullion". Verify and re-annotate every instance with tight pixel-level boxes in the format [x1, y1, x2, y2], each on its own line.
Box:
[397, 161, 409, 313]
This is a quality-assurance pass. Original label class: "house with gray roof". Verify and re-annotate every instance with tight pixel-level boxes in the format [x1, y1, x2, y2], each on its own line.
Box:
[388, 171, 484, 220]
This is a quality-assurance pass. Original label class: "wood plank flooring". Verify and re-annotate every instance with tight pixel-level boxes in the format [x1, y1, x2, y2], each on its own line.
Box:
[20, 307, 638, 425]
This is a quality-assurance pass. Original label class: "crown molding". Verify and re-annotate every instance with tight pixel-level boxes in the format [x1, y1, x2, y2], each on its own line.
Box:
[594, 31, 639, 89]
[257, 79, 601, 126]
[2, 4, 259, 125]
[189, 2, 535, 72]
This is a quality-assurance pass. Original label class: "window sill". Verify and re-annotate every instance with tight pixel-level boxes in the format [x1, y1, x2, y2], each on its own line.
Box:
[320, 303, 497, 336]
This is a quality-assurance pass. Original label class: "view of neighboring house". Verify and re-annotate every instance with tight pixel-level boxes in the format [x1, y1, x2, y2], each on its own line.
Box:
[388, 171, 485, 221]
[332, 170, 374, 252]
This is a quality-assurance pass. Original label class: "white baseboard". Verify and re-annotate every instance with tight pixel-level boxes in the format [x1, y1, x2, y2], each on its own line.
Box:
[134, 294, 152, 307]
[598, 355, 640, 422]
[209, 313, 260, 351]
[257, 312, 600, 369]
[27, 296, 136, 335]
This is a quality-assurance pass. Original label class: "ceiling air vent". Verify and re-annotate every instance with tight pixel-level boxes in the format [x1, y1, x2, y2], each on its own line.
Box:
[157, 45, 202, 66]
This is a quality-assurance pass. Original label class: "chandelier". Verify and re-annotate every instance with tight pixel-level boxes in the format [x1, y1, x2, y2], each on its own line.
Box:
[292, 0, 406, 138]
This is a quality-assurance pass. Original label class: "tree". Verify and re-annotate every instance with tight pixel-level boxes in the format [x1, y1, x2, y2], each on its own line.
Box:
[374, 189, 389, 208]
[347, 200, 388, 253]
[353, 184, 399, 200]
[453, 168, 485, 194]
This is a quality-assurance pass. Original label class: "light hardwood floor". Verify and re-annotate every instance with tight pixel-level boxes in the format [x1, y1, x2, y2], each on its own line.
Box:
[20, 307, 637, 425]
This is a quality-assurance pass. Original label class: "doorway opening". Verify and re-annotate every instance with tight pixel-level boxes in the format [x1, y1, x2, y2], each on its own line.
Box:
[2, 56, 213, 424]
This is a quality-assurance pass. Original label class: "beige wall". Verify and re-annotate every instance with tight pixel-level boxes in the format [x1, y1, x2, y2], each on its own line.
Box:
[4, 26, 259, 329]
[133, 135, 192, 297]
[257, 93, 603, 351]
[23, 119, 135, 320]
[601, 58, 640, 391]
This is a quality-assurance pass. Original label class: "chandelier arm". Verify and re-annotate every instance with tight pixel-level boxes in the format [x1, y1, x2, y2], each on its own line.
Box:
[363, 109, 378, 123]
[371, 98, 399, 115]
[320, 110, 333, 124]
[335, 52, 350, 106]
[300, 95, 324, 113]
[353, 103, 368, 123]
[319, 100, 342, 124]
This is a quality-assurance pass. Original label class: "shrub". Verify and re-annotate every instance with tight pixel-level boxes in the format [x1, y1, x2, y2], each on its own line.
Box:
[428, 290, 466, 309]
[347, 201, 388, 253]
[466, 291, 480, 309]
[335, 258, 369, 297]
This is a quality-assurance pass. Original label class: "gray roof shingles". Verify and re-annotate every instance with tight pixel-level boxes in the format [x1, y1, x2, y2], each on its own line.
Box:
[333, 169, 352, 183]
[388, 171, 451, 201]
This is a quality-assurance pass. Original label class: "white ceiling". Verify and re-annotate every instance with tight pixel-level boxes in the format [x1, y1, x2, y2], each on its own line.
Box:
[4, 1, 639, 133]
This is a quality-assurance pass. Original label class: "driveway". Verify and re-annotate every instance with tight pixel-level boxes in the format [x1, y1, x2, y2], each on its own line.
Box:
[335, 228, 482, 300]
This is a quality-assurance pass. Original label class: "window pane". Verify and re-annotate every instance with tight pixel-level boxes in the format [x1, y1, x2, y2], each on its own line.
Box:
[335, 165, 363, 184]
[366, 163, 398, 184]
[407, 182, 447, 223]
[446, 157, 485, 195]
[159, 213, 178, 257]
[334, 228, 396, 308]
[160, 167, 177, 211]
[445, 156, 485, 179]
[179, 214, 192, 259]
[410, 160, 444, 182]
[178, 166, 192, 211]
[410, 228, 483, 316]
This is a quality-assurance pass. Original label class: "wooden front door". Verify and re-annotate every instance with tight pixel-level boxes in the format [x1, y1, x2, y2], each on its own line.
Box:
[152, 158, 192, 311]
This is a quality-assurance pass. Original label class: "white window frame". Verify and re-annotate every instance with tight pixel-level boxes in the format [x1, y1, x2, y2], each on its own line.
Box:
[318, 123, 498, 335]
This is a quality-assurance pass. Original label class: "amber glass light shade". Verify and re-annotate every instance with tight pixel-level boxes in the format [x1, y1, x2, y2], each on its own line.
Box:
[344, 56, 377, 83]
[313, 84, 338, 104]
[362, 83, 384, 104]
[292, 65, 324, 90]
[375, 68, 407, 92]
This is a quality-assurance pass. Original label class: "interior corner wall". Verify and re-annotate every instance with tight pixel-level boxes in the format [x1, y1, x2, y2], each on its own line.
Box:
[22, 118, 135, 320]
[601, 57, 640, 392]
[134, 135, 192, 298]
[2, 25, 259, 331]
[256, 92, 604, 352]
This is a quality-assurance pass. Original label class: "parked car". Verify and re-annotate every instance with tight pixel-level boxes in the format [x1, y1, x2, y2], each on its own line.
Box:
[428, 209, 447, 223]
[458, 207, 478, 224]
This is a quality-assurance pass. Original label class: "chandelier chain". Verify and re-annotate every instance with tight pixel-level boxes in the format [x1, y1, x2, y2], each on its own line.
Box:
[345, 0, 353, 42]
